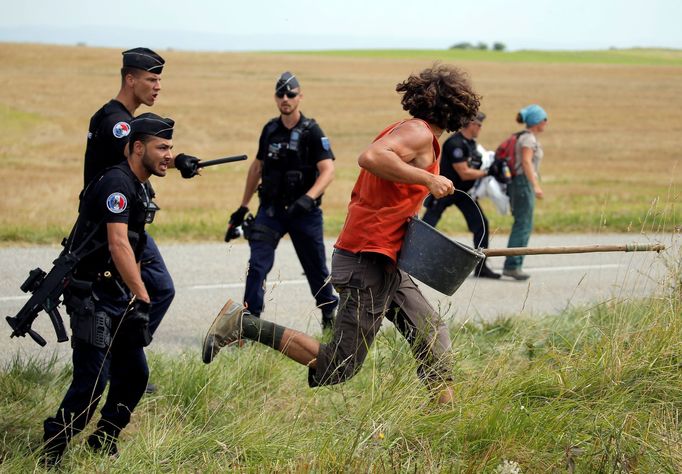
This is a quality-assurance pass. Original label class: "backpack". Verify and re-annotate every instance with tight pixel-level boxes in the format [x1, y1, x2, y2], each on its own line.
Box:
[494, 130, 529, 177]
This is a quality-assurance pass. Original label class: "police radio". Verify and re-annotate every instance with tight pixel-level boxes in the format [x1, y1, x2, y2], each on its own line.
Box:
[267, 143, 287, 160]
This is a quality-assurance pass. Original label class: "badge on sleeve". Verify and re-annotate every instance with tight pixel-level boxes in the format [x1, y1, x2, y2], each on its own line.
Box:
[453, 147, 464, 159]
[112, 121, 131, 139]
[106, 193, 128, 213]
[321, 136, 330, 151]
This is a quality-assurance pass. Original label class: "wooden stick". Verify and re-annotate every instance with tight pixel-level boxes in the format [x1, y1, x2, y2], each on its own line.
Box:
[482, 243, 666, 257]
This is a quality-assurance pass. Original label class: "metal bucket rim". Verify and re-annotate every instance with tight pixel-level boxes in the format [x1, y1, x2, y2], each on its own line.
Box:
[397, 217, 486, 295]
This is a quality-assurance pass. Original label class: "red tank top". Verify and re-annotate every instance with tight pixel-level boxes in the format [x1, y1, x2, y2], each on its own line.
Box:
[335, 119, 441, 262]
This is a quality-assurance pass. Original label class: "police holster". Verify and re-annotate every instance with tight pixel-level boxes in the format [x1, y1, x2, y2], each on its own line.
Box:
[242, 219, 280, 247]
[64, 282, 112, 349]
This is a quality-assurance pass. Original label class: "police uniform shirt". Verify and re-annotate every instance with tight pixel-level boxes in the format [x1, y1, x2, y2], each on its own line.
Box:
[76, 162, 150, 273]
[440, 131, 482, 192]
[256, 113, 334, 164]
[83, 100, 133, 186]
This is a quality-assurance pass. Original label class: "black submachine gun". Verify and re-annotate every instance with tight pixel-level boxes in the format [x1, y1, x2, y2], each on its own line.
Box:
[5, 220, 105, 346]
[5, 253, 77, 346]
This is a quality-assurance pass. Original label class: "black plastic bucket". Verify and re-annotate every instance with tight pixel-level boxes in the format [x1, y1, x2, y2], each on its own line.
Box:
[397, 217, 485, 295]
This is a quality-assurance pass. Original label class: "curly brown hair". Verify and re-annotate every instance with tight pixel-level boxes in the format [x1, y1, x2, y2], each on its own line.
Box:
[396, 64, 481, 132]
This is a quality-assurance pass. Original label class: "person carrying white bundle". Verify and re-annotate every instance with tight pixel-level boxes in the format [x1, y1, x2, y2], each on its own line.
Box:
[469, 143, 511, 216]
[422, 112, 508, 278]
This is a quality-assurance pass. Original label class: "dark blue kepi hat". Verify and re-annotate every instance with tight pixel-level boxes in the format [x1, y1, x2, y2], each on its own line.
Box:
[130, 113, 174, 139]
[276, 71, 300, 93]
[122, 47, 165, 74]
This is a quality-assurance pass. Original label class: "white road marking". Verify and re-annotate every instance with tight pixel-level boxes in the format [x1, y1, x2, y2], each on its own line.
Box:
[527, 263, 621, 273]
[0, 264, 622, 303]
[1, 295, 32, 302]
[187, 279, 307, 291]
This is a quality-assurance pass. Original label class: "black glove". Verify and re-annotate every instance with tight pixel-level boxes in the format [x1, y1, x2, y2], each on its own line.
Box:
[225, 206, 249, 242]
[287, 195, 316, 217]
[118, 299, 152, 347]
[174, 153, 200, 179]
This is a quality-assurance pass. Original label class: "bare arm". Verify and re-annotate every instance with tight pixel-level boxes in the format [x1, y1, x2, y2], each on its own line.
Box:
[520, 147, 543, 199]
[240, 159, 263, 207]
[107, 222, 149, 303]
[305, 158, 334, 199]
[357, 121, 454, 198]
[452, 162, 486, 181]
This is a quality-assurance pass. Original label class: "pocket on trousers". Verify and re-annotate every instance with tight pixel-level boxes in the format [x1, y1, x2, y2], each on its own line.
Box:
[331, 269, 363, 291]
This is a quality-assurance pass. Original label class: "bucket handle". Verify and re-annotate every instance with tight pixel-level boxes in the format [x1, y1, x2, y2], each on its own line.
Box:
[424, 189, 487, 249]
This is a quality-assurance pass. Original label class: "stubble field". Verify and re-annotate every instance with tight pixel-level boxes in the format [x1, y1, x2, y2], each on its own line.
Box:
[0, 43, 680, 243]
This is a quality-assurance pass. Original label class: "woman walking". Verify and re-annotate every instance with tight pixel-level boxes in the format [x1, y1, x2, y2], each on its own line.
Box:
[503, 104, 548, 280]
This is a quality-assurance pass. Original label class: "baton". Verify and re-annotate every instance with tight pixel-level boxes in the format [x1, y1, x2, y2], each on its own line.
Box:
[196, 155, 248, 168]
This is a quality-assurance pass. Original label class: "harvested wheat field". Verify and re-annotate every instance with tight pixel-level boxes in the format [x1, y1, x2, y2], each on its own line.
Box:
[0, 43, 680, 243]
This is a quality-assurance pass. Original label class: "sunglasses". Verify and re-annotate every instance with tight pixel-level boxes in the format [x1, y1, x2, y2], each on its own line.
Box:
[276, 90, 299, 99]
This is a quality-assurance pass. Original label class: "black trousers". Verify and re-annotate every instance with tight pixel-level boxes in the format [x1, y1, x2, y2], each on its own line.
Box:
[422, 192, 490, 249]
[43, 296, 149, 448]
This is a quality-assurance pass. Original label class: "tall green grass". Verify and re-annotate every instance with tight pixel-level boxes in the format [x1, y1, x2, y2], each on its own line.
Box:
[1, 262, 680, 471]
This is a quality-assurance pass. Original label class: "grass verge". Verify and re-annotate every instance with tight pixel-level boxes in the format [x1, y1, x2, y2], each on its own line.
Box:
[1, 265, 680, 471]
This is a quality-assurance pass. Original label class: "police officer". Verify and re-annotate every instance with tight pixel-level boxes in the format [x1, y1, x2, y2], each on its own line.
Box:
[83, 48, 199, 354]
[226, 72, 338, 329]
[42, 114, 175, 466]
[422, 112, 501, 278]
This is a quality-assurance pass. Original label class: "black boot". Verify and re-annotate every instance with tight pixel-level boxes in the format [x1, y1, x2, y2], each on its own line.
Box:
[321, 307, 336, 331]
[42, 418, 69, 468]
[87, 423, 120, 458]
[474, 260, 501, 279]
[40, 438, 67, 469]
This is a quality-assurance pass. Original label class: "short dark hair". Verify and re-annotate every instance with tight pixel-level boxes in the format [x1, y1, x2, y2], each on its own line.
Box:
[396, 64, 481, 132]
[127, 133, 155, 154]
[120, 66, 143, 85]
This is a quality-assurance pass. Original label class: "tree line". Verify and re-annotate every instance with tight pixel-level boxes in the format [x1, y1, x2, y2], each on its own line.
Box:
[450, 41, 506, 51]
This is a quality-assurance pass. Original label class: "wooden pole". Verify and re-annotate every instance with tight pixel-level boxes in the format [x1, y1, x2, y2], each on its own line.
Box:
[482, 243, 665, 257]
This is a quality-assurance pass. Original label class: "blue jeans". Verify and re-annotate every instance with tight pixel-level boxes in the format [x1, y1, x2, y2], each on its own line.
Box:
[244, 205, 338, 317]
[504, 174, 535, 270]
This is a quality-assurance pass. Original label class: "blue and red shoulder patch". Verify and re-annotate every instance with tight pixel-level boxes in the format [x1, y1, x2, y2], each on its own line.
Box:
[106, 193, 128, 213]
[112, 121, 131, 139]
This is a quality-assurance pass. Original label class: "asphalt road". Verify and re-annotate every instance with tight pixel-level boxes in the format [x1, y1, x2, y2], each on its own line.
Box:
[1, 232, 678, 365]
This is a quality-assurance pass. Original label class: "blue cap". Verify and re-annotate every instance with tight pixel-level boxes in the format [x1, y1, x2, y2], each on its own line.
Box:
[519, 104, 548, 127]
